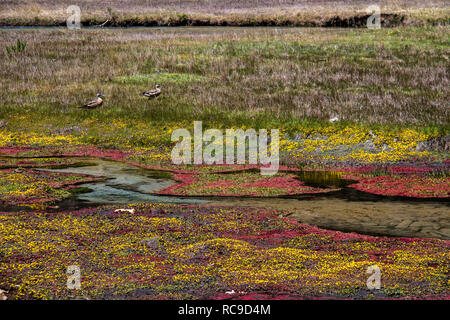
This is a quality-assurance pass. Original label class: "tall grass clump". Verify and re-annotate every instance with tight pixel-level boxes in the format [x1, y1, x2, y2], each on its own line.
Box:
[5, 39, 27, 56]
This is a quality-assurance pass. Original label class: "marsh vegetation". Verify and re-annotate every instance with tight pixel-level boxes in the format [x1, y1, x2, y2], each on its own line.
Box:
[0, 4, 449, 300]
[0, 27, 448, 135]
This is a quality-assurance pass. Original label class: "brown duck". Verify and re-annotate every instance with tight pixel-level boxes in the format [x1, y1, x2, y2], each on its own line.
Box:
[79, 93, 105, 109]
[142, 84, 161, 99]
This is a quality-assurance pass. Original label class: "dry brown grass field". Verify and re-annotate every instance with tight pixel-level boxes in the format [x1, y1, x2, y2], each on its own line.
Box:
[0, 0, 449, 26]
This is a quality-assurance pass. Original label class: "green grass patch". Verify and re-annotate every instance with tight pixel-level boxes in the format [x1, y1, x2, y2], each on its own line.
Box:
[113, 72, 206, 85]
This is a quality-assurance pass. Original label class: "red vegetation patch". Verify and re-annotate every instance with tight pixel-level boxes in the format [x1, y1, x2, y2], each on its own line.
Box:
[156, 171, 339, 197]
[348, 175, 449, 198]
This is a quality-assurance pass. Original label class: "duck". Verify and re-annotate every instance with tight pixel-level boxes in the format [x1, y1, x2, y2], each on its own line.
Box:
[79, 93, 105, 109]
[142, 84, 161, 99]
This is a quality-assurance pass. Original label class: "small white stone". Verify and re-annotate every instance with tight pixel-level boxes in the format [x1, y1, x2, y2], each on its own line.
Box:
[329, 117, 339, 122]
[114, 208, 135, 214]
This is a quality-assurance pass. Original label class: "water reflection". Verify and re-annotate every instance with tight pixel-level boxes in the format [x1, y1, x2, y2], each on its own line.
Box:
[294, 170, 356, 188]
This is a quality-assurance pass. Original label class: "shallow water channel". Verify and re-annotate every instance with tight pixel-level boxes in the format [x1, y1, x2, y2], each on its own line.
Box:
[33, 158, 450, 240]
[40, 159, 207, 206]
